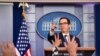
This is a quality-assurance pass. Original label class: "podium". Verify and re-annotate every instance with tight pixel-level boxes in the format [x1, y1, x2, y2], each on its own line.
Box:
[44, 47, 95, 56]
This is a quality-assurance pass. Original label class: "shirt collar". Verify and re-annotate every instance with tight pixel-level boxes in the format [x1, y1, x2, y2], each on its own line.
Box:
[62, 32, 70, 36]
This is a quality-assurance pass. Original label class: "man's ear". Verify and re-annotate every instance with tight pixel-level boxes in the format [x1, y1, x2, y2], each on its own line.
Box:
[68, 24, 71, 30]
[68, 24, 71, 28]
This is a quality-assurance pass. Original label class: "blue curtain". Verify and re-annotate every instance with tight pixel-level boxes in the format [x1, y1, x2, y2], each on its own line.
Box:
[13, 2, 23, 46]
[95, 4, 100, 56]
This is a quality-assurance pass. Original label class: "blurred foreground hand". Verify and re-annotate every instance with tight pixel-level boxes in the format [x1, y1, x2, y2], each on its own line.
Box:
[1, 42, 17, 56]
[64, 37, 78, 56]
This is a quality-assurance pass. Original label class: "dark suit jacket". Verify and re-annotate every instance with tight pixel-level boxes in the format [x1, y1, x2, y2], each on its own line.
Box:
[48, 32, 80, 47]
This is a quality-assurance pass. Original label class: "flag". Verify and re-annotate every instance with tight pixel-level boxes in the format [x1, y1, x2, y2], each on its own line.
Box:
[15, 12, 31, 56]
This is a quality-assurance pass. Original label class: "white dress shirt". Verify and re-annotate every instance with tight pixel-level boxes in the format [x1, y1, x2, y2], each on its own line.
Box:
[62, 33, 70, 42]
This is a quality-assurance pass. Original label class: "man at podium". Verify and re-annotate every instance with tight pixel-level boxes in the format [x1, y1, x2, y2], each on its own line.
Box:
[48, 17, 80, 47]
[47, 17, 80, 55]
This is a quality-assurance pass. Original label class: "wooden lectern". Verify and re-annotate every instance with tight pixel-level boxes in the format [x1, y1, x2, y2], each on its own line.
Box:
[44, 47, 95, 56]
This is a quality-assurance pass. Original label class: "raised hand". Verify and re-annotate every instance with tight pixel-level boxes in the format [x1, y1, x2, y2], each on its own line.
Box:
[64, 37, 78, 56]
[1, 42, 17, 56]
[50, 22, 56, 32]
[51, 34, 61, 47]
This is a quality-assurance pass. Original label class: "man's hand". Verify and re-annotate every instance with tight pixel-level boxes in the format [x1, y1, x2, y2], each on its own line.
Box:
[64, 37, 78, 56]
[1, 42, 17, 56]
[50, 22, 56, 32]
[51, 34, 61, 47]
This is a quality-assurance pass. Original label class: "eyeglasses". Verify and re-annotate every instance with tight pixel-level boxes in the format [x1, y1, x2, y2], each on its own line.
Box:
[59, 22, 68, 25]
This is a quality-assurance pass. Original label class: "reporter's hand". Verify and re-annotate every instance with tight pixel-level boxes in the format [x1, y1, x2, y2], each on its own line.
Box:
[51, 34, 61, 47]
[64, 37, 78, 56]
[1, 42, 17, 56]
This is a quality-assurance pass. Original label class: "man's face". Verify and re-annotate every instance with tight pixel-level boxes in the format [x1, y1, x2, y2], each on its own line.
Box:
[59, 19, 70, 33]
